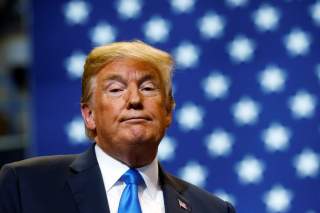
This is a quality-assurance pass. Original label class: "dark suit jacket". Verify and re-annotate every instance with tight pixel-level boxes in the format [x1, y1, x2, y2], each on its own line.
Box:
[0, 144, 235, 213]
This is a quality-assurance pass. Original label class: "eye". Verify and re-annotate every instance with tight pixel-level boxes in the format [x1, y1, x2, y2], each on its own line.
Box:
[141, 81, 157, 91]
[142, 86, 155, 91]
[109, 88, 123, 93]
[106, 82, 125, 96]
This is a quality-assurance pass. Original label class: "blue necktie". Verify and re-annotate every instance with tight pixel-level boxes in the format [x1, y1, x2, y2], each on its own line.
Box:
[118, 169, 143, 213]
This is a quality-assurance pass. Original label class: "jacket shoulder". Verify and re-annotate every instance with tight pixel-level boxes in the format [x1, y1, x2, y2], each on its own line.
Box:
[0, 154, 80, 213]
[7, 154, 78, 167]
[1, 154, 78, 176]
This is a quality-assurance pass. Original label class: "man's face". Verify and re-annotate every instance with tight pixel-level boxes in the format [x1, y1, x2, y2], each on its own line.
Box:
[82, 58, 172, 164]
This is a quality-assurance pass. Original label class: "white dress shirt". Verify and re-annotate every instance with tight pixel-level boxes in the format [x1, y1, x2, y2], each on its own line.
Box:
[95, 144, 165, 213]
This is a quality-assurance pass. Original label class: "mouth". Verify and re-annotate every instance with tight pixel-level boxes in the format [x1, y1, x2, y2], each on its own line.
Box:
[120, 116, 152, 123]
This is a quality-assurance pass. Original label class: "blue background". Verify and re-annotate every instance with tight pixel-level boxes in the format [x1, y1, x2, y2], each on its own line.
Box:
[30, 0, 320, 212]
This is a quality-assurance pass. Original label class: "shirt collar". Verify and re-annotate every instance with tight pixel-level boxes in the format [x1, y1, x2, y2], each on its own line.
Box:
[136, 154, 160, 199]
[95, 144, 160, 199]
[95, 144, 129, 193]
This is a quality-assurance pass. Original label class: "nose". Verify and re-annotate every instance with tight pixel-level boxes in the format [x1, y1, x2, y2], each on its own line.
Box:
[127, 85, 143, 110]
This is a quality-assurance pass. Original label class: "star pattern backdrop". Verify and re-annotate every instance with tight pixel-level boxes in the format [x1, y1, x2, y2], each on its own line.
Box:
[31, 0, 320, 212]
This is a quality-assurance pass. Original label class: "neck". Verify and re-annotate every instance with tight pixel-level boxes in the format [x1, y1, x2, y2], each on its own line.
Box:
[96, 142, 157, 168]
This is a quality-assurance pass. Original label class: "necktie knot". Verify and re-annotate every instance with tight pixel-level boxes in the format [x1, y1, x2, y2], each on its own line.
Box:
[121, 169, 143, 185]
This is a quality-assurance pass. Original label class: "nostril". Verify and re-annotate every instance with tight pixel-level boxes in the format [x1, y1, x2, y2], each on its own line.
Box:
[127, 89, 143, 109]
[127, 102, 143, 110]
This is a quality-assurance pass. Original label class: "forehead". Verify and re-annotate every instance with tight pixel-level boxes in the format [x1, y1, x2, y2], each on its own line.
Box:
[97, 58, 161, 81]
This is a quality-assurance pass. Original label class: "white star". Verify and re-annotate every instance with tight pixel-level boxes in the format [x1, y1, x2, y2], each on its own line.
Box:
[65, 117, 88, 144]
[263, 185, 293, 213]
[288, 90, 317, 119]
[225, 0, 248, 8]
[214, 190, 236, 206]
[116, 0, 142, 19]
[170, 0, 196, 14]
[176, 102, 204, 131]
[261, 123, 291, 152]
[227, 35, 256, 63]
[258, 64, 287, 93]
[178, 161, 208, 187]
[65, 51, 86, 79]
[232, 97, 261, 125]
[252, 4, 280, 32]
[198, 12, 225, 39]
[143, 16, 171, 43]
[284, 29, 311, 56]
[202, 72, 230, 99]
[158, 135, 177, 161]
[235, 155, 265, 184]
[293, 148, 319, 178]
[205, 129, 234, 157]
[173, 41, 200, 69]
[316, 64, 320, 82]
[309, 1, 320, 26]
[89, 22, 117, 46]
[63, 1, 90, 25]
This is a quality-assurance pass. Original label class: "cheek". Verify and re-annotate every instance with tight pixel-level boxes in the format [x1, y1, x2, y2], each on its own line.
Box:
[150, 103, 170, 124]
[94, 100, 120, 125]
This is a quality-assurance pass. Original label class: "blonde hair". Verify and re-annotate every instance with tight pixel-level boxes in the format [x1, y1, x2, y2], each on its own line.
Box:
[81, 40, 175, 140]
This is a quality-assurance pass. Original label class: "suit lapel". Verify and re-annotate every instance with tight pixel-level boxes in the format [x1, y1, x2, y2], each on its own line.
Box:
[67, 144, 110, 213]
[67, 145, 192, 213]
[159, 166, 192, 213]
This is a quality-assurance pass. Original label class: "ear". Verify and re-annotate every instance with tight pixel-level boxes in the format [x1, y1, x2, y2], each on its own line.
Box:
[164, 109, 173, 128]
[165, 114, 172, 127]
[81, 103, 96, 130]
[164, 95, 175, 127]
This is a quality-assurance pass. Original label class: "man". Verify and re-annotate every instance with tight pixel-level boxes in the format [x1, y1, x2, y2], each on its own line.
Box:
[0, 41, 235, 213]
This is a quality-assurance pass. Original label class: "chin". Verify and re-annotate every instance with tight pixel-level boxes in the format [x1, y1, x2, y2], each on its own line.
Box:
[121, 132, 159, 145]
[123, 127, 149, 140]
[122, 135, 154, 145]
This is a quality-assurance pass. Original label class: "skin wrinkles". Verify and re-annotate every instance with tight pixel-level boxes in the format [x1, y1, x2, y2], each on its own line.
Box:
[81, 58, 172, 167]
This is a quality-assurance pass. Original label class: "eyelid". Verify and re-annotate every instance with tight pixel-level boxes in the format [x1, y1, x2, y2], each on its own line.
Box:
[141, 80, 157, 88]
[106, 80, 125, 89]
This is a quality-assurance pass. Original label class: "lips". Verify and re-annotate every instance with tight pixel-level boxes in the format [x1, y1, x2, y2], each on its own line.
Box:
[120, 115, 152, 122]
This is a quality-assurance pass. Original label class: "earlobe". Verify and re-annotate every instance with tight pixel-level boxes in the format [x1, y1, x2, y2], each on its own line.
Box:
[81, 104, 96, 130]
